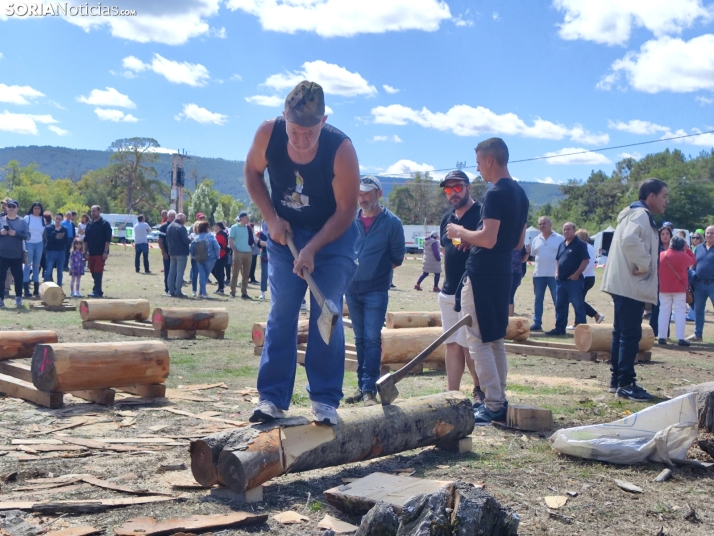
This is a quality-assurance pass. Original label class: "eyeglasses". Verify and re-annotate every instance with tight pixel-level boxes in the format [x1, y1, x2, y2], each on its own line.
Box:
[443, 184, 465, 195]
[6, 205, 17, 209]
[693, 236, 702, 240]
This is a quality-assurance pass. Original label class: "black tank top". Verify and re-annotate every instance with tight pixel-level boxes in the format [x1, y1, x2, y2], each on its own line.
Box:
[266, 117, 348, 232]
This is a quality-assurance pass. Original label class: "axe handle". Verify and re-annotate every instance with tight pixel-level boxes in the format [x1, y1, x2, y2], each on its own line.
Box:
[285, 234, 328, 307]
[391, 315, 473, 384]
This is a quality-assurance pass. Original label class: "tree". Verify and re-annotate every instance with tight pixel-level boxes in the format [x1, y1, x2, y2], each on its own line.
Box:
[108, 138, 162, 212]
[188, 180, 215, 222]
[386, 172, 450, 225]
[213, 204, 225, 224]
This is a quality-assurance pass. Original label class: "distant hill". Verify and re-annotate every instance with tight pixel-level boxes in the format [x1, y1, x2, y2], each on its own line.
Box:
[0, 145, 248, 200]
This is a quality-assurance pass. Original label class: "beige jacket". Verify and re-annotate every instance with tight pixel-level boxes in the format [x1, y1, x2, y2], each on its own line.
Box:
[601, 203, 660, 305]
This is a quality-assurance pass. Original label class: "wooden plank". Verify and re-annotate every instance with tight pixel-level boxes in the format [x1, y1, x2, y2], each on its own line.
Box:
[504, 343, 598, 362]
[0, 360, 32, 382]
[45, 526, 101, 536]
[0, 495, 178, 512]
[119, 384, 166, 398]
[30, 301, 76, 312]
[70, 388, 115, 405]
[0, 372, 63, 408]
[114, 512, 268, 536]
[82, 320, 158, 338]
[159, 330, 196, 340]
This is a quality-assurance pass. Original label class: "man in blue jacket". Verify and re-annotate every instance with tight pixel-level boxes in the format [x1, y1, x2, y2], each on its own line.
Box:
[345, 176, 405, 406]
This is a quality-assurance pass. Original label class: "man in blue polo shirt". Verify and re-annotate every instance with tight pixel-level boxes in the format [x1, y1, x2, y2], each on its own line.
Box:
[688, 225, 714, 342]
[61, 211, 75, 272]
[546, 222, 590, 336]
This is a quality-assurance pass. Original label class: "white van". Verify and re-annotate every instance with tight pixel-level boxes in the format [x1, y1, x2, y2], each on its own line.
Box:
[103, 214, 139, 243]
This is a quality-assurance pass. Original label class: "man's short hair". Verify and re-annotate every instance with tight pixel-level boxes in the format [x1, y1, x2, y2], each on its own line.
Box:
[137, 214, 145, 222]
[475, 137, 509, 166]
[638, 178, 667, 201]
[538, 216, 552, 225]
[91, 205, 101, 212]
[167, 210, 176, 217]
[563, 222, 576, 231]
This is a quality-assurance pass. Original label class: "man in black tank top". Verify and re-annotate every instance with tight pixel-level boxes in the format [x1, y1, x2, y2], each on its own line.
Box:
[243, 80, 360, 426]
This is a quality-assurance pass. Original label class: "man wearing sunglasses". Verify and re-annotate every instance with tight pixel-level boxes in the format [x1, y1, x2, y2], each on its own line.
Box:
[686, 229, 704, 321]
[438, 170, 483, 404]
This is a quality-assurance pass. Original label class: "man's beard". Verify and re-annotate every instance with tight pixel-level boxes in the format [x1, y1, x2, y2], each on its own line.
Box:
[453, 195, 470, 209]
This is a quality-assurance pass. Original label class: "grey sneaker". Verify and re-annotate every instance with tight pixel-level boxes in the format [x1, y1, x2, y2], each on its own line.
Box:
[311, 401, 338, 425]
[15, 297, 22, 307]
[616, 383, 654, 402]
[363, 392, 378, 407]
[249, 399, 285, 423]
[344, 389, 363, 404]
[686, 334, 702, 342]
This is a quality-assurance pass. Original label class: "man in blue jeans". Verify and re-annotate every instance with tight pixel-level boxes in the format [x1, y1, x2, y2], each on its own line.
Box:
[688, 225, 714, 342]
[526, 216, 563, 331]
[345, 176, 405, 406]
[546, 222, 589, 335]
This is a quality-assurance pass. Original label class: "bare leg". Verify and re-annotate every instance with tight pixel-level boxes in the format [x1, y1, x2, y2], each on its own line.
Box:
[508, 303, 514, 317]
[445, 342, 466, 391]
[463, 346, 479, 387]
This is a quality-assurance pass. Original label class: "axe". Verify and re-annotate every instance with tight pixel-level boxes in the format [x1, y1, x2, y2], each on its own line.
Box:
[286, 234, 341, 345]
[377, 314, 473, 405]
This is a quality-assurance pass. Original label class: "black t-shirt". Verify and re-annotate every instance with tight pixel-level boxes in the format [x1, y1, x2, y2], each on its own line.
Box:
[556, 237, 589, 281]
[159, 221, 171, 255]
[439, 201, 482, 295]
[84, 217, 113, 256]
[465, 178, 529, 275]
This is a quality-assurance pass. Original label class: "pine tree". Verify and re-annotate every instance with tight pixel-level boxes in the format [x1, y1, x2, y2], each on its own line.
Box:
[213, 204, 225, 224]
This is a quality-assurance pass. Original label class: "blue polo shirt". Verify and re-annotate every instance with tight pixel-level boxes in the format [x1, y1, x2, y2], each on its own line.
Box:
[695, 243, 714, 281]
[555, 236, 589, 281]
[60, 219, 75, 240]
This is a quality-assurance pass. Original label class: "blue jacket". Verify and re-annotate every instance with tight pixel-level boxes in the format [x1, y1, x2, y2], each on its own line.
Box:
[189, 232, 220, 263]
[350, 207, 405, 294]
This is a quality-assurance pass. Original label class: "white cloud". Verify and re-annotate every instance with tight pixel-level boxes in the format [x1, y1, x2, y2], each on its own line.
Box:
[492, 12, 500, 21]
[618, 152, 642, 160]
[697, 96, 714, 105]
[175, 103, 227, 125]
[230, 74, 243, 82]
[0, 84, 44, 105]
[226, 0, 451, 38]
[371, 135, 403, 143]
[122, 54, 210, 87]
[599, 35, 714, 93]
[608, 119, 669, 135]
[48, 125, 70, 136]
[245, 95, 284, 107]
[0, 110, 57, 135]
[383, 159, 436, 176]
[383, 84, 399, 94]
[210, 26, 227, 38]
[77, 87, 135, 109]
[371, 104, 608, 144]
[63, 0, 222, 45]
[147, 146, 178, 154]
[453, 14, 473, 27]
[0, 52, 3, 60]
[93, 108, 138, 122]
[553, 0, 713, 46]
[663, 128, 714, 147]
[263, 60, 377, 97]
[543, 148, 612, 165]
[536, 177, 556, 184]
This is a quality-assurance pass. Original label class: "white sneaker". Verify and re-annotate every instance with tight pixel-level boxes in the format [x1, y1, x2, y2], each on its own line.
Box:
[76, 292, 83, 298]
[259, 293, 265, 300]
[566, 325, 575, 330]
[249, 399, 285, 423]
[311, 400, 338, 425]
[191, 291, 197, 297]
[596, 314, 605, 324]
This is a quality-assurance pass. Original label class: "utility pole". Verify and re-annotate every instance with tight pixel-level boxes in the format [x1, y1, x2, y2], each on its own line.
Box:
[170, 149, 191, 214]
[455, 161, 466, 170]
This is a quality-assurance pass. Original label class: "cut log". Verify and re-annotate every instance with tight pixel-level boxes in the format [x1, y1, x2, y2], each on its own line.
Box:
[152, 307, 229, 332]
[114, 513, 268, 536]
[448, 481, 520, 535]
[386, 312, 441, 329]
[79, 299, 150, 322]
[31, 341, 170, 392]
[354, 501, 399, 536]
[190, 429, 246, 487]
[505, 317, 530, 341]
[574, 324, 655, 352]
[0, 330, 58, 360]
[506, 404, 553, 432]
[39, 282, 65, 307]
[193, 393, 473, 494]
[673, 382, 714, 433]
[252, 320, 308, 347]
[380, 327, 445, 364]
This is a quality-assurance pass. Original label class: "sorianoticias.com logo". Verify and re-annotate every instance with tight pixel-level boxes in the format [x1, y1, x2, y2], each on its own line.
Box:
[5, 3, 136, 17]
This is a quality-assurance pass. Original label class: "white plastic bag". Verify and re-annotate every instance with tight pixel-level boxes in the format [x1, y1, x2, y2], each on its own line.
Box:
[549, 393, 699, 465]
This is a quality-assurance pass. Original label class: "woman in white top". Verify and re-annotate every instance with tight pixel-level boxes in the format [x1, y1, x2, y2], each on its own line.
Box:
[22, 202, 45, 297]
[78, 213, 89, 239]
[575, 229, 604, 324]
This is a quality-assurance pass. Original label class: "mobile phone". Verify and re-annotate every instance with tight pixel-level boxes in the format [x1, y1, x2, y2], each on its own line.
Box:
[3, 224, 9, 231]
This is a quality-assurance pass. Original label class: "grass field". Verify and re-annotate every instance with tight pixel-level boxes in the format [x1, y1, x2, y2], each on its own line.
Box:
[1, 244, 713, 535]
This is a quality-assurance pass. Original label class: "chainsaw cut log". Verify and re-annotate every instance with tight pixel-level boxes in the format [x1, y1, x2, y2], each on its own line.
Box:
[506, 404, 553, 432]
[251, 320, 308, 347]
[574, 324, 654, 352]
[195, 393, 473, 494]
[505, 317, 530, 342]
[152, 307, 228, 332]
[380, 327, 446, 364]
[79, 299, 150, 322]
[0, 331, 58, 360]
[385, 312, 441, 329]
[39, 282, 65, 307]
[31, 341, 170, 392]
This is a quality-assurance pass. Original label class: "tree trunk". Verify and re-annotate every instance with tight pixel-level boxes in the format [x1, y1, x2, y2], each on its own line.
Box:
[386, 312, 442, 329]
[505, 317, 530, 341]
[251, 320, 308, 347]
[574, 324, 654, 352]
[673, 382, 714, 433]
[380, 328, 446, 364]
[39, 282, 65, 307]
[151, 307, 229, 331]
[192, 393, 474, 494]
[0, 331, 58, 360]
[31, 341, 170, 392]
[79, 299, 150, 322]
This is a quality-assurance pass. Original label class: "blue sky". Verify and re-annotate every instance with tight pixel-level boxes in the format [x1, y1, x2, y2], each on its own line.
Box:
[1, 0, 713, 185]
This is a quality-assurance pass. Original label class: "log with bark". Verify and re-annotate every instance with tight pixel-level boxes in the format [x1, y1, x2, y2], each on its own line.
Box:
[574, 324, 655, 352]
[190, 392, 474, 492]
[79, 299, 150, 322]
[380, 328, 446, 364]
[151, 307, 229, 332]
[673, 382, 714, 433]
[251, 320, 308, 348]
[0, 331, 58, 360]
[39, 282, 65, 307]
[31, 341, 170, 392]
[386, 312, 442, 329]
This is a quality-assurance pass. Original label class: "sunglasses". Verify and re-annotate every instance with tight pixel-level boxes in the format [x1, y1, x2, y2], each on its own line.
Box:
[693, 236, 702, 240]
[443, 184, 465, 195]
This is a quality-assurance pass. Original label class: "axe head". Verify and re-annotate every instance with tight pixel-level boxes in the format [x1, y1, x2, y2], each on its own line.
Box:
[376, 373, 399, 406]
[317, 298, 341, 345]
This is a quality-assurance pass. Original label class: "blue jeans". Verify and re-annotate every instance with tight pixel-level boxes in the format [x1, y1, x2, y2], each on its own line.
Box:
[135, 242, 149, 272]
[260, 259, 268, 292]
[554, 278, 586, 332]
[44, 250, 65, 287]
[258, 224, 357, 409]
[610, 294, 645, 387]
[190, 258, 198, 292]
[168, 255, 188, 295]
[346, 290, 389, 394]
[196, 260, 216, 295]
[23, 241, 43, 283]
[694, 281, 714, 337]
[532, 276, 556, 328]
[163, 257, 171, 293]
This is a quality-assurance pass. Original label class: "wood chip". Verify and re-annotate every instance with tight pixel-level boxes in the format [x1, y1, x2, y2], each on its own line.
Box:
[114, 512, 267, 536]
[159, 464, 188, 472]
[0, 495, 178, 513]
[272, 511, 309, 524]
[45, 527, 101, 536]
[436, 465, 450, 469]
[164, 390, 213, 403]
[25, 474, 93, 484]
[145, 408, 247, 427]
[81, 476, 172, 496]
[654, 469, 672, 483]
[177, 382, 228, 391]
[27, 419, 90, 436]
[614, 479, 643, 493]
[165, 475, 208, 490]
[317, 515, 358, 534]
[544, 496, 568, 509]
[53, 436, 147, 453]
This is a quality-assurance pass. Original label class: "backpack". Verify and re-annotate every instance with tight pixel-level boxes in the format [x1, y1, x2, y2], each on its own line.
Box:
[194, 238, 209, 263]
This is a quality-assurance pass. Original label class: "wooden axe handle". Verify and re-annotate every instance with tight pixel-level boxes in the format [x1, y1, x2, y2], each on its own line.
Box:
[285, 234, 327, 307]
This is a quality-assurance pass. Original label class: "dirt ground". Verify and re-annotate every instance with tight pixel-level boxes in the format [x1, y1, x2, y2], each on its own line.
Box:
[1, 245, 713, 535]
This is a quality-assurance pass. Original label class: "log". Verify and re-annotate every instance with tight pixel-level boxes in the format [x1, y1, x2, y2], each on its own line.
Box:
[506, 404, 553, 432]
[386, 312, 441, 329]
[505, 317, 530, 341]
[0, 331, 58, 360]
[39, 282, 65, 307]
[79, 299, 150, 322]
[251, 320, 308, 347]
[151, 307, 229, 332]
[573, 324, 655, 352]
[380, 327, 446, 364]
[673, 382, 714, 433]
[31, 341, 170, 392]
[191, 392, 474, 493]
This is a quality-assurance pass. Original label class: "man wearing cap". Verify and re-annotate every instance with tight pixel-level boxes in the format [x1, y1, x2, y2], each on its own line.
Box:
[243, 80, 359, 425]
[686, 228, 704, 321]
[438, 170, 483, 403]
[229, 211, 255, 299]
[688, 225, 714, 342]
[344, 176, 405, 407]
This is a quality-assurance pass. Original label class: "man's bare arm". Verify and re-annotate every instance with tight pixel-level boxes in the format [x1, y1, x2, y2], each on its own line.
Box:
[447, 218, 501, 250]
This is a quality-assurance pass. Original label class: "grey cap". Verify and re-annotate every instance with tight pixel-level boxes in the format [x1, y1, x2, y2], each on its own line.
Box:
[285, 80, 325, 127]
[360, 176, 382, 192]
